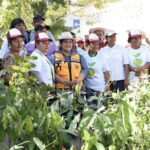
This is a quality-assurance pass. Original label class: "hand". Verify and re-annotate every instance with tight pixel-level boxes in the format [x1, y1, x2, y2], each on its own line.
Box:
[72, 79, 80, 85]
[63, 80, 73, 86]
[134, 67, 144, 73]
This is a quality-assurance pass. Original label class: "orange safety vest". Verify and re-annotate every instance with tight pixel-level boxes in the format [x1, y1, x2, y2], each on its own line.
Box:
[54, 52, 81, 89]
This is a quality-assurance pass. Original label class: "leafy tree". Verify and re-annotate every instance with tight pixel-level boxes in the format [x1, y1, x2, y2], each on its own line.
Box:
[74, 0, 121, 8]
[0, 0, 69, 38]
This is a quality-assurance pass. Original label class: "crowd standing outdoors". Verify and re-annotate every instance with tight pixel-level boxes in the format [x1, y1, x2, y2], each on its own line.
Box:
[1, 14, 150, 106]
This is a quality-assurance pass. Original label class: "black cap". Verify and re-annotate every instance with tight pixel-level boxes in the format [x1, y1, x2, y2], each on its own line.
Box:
[33, 14, 45, 22]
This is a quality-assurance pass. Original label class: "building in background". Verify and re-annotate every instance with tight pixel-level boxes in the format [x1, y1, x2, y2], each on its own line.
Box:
[65, 0, 150, 46]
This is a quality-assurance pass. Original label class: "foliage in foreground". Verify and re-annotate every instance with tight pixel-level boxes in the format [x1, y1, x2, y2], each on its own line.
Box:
[0, 57, 149, 150]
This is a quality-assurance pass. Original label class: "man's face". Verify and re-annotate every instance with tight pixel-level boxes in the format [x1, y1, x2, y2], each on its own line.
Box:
[94, 30, 105, 41]
[10, 37, 24, 52]
[77, 41, 84, 49]
[130, 36, 141, 47]
[36, 40, 50, 53]
[61, 39, 73, 52]
[89, 41, 100, 52]
[34, 19, 44, 26]
[15, 23, 26, 35]
[107, 34, 116, 46]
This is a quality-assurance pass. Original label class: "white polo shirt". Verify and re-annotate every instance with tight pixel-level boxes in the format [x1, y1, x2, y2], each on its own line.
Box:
[101, 44, 129, 81]
[84, 51, 109, 92]
[30, 49, 54, 86]
[126, 45, 150, 82]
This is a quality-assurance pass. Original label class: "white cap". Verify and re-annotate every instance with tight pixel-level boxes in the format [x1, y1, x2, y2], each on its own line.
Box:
[7, 28, 24, 39]
[58, 32, 73, 40]
[105, 30, 117, 36]
[35, 32, 52, 42]
[88, 33, 99, 42]
[76, 36, 84, 43]
[89, 27, 106, 34]
[129, 30, 141, 38]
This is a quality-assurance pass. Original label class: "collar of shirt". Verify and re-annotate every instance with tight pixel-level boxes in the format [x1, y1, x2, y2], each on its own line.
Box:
[59, 49, 77, 57]
[35, 49, 47, 56]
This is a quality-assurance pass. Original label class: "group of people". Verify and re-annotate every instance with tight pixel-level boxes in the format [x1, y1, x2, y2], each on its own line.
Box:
[1, 14, 150, 100]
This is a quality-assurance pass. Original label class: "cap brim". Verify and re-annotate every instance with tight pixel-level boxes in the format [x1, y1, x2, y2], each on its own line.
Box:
[106, 33, 117, 37]
[77, 40, 84, 43]
[89, 40, 99, 43]
[8, 35, 24, 39]
[130, 35, 141, 38]
[37, 38, 52, 42]
[58, 38, 73, 40]
[89, 27, 106, 34]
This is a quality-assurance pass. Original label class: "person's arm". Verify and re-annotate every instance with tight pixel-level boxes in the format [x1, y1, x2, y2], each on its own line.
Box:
[104, 71, 110, 82]
[130, 62, 150, 73]
[72, 55, 88, 84]
[104, 71, 110, 91]
[55, 74, 73, 86]
[0, 39, 9, 59]
[124, 64, 129, 88]
[72, 73, 85, 84]
[31, 71, 46, 83]
[122, 48, 129, 87]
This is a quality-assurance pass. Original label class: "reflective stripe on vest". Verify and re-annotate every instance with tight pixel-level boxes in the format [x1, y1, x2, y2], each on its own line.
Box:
[54, 52, 81, 89]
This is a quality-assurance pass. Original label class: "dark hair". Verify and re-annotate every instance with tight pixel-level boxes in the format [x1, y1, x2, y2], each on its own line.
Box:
[10, 18, 26, 29]
[34, 24, 46, 32]
[8, 38, 14, 44]
[128, 38, 131, 43]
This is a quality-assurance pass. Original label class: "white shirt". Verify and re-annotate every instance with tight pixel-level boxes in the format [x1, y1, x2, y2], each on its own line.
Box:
[126, 45, 150, 82]
[30, 49, 54, 86]
[0, 39, 26, 59]
[84, 51, 109, 92]
[101, 44, 129, 81]
[77, 47, 86, 56]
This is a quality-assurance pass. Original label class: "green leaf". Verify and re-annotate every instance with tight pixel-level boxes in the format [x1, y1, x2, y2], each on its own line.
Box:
[11, 65, 20, 71]
[82, 129, 91, 141]
[10, 145, 24, 150]
[33, 137, 46, 150]
[20, 67, 30, 73]
[96, 143, 105, 150]
[25, 115, 33, 134]
[0, 127, 6, 141]
[69, 113, 80, 132]
[29, 56, 38, 60]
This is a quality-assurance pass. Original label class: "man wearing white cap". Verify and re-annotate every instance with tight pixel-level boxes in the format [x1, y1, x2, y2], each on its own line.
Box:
[49, 32, 88, 92]
[126, 30, 150, 83]
[101, 30, 129, 91]
[29, 32, 54, 86]
[89, 27, 106, 49]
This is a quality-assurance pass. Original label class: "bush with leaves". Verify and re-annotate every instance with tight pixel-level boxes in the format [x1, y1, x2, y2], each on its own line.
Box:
[0, 56, 70, 150]
[0, 55, 150, 150]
